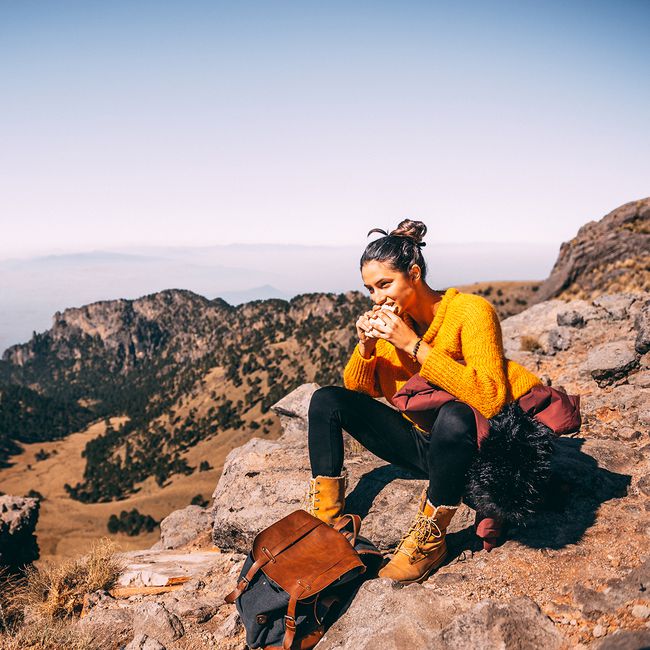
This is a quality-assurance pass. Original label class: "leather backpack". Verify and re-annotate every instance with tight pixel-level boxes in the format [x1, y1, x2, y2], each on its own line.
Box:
[225, 509, 381, 649]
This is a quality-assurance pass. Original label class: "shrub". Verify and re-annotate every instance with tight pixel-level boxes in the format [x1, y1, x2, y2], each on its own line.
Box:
[34, 449, 51, 462]
[7, 538, 123, 622]
[106, 509, 158, 536]
[520, 335, 542, 353]
[191, 494, 209, 507]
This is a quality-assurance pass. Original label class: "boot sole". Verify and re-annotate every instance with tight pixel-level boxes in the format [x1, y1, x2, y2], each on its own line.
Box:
[394, 549, 448, 586]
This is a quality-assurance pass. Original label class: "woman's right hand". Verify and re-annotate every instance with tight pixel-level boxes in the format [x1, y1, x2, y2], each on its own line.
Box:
[355, 307, 382, 357]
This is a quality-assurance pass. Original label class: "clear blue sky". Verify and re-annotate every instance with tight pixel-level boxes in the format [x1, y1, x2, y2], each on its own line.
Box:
[1, 0, 648, 258]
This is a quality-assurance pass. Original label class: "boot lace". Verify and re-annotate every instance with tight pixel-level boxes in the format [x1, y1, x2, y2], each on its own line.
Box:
[396, 511, 442, 558]
[304, 481, 319, 514]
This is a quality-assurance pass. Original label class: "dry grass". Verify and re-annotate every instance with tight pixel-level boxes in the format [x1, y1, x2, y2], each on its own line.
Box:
[0, 617, 95, 650]
[0, 538, 124, 649]
[520, 335, 542, 353]
[10, 538, 124, 621]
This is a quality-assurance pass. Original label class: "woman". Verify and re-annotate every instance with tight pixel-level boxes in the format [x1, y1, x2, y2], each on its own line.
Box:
[306, 219, 545, 585]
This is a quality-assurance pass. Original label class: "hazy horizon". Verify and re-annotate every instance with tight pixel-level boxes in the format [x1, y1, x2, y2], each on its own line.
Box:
[0, 240, 558, 355]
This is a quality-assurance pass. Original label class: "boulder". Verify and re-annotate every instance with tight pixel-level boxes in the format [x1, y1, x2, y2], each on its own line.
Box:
[0, 494, 40, 567]
[318, 579, 469, 649]
[78, 605, 134, 648]
[593, 294, 638, 321]
[556, 309, 586, 328]
[438, 597, 563, 649]
[593, 629, 650, 649]
[320, 584, 563, 650]
[500, 300, 569, 356]
[150, 505, 211, 551]
[132, 602, 184, 644]
[583, 341, 639, 387]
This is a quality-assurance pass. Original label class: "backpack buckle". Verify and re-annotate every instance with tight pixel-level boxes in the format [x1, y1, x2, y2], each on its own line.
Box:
[262, 546, 277, 563]
[284, 614, 296, 631]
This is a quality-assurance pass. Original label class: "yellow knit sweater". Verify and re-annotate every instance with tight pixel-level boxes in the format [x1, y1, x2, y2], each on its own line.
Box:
[343, 287, 542, 420]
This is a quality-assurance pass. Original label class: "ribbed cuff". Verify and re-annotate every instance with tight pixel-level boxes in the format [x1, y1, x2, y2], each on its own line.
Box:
[343, 344, 378, 392]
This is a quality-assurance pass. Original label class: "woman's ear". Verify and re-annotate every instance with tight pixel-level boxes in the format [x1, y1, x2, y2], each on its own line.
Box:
[410, 265, 421, 282]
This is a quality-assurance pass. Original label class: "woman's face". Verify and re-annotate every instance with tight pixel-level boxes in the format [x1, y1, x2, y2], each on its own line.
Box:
[361, 260, 418, 314]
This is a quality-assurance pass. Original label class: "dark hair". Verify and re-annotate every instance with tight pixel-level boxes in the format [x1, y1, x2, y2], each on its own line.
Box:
[360, 219, 428, 280]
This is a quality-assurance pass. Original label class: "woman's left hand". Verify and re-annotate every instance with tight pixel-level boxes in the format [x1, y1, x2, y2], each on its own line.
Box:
[368, 309, 419, 353]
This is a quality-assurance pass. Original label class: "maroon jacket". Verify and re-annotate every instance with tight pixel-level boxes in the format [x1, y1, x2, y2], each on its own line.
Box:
[392, 377, 581, 550]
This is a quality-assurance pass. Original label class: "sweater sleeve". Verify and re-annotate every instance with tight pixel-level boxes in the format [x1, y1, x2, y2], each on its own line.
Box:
[419, 298, 508, 418]
[343, 343, 382, 397]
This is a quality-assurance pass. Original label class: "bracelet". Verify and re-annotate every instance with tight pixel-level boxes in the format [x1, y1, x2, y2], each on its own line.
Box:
[409, 338, 423, 362]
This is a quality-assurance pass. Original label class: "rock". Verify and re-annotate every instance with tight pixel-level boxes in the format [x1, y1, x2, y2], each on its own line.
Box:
[124, 633, 166, 650]
[635, 300, 650, 355]
[547, 327, 572, 352]
[593, 623, 606, 638]
[593, 629, 650, 649]
[318, 579, 469, 649]
[217, 610, 243, 639]
[150, 505, 211, 551]
[132, 602, 184, 644]
[163, 593, 220, 623]
[117, 549, 228, 587]
[572, 584, 614, 620]
[631, 604, 650, 619]
[593, 294, 637, 321]
[638, 475, 650, 497]
[501, 300, 570, 356]
[557, 309, 586, 328]
[627, 370, 650, 388]
[0, 495, 40, 567]
[270, 382, 320, 443]
[534, 198, 650, 301]
[439, 598, 564, 649]
[78, 604, 133, 648]
[583, 341, 639, 387]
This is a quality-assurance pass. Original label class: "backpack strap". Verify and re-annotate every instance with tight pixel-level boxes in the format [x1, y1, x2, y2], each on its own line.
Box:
[332, 514, 361, 546]
[282, 584, 311, 650]
[224, 555, 270, 604]
[283, 594, 298, 650]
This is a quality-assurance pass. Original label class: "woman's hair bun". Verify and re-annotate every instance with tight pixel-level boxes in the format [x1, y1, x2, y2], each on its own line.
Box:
[389, 219, 427, 247]
[366, 219, 427, 247]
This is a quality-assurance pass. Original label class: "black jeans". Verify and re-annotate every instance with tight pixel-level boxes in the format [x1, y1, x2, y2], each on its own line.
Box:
[308, 385, 478, 506]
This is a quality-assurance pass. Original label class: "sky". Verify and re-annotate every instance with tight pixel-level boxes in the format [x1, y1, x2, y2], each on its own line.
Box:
[1, 0, 649, 259]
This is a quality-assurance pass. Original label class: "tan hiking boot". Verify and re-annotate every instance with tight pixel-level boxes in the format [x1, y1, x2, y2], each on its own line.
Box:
[378, 489, 458, 584]
[305, 474, 346, 526]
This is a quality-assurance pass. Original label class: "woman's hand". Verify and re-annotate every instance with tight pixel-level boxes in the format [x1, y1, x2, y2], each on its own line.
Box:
[366, 308, 420, 355]
[355, 307, 384, 357]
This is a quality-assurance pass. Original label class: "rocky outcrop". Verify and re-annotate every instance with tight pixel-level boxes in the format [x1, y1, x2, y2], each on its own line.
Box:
[0, 494, 39, 568]
[72, 291, 649, 649]
[208, 291, 650, 648]
[535, 198, 650, 302]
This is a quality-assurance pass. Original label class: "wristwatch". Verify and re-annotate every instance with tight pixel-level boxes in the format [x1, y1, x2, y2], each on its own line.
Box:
[409, 337, 423, 362]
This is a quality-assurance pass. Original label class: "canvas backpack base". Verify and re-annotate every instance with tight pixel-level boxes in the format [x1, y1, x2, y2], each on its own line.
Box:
[225, 509, 381, 649]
